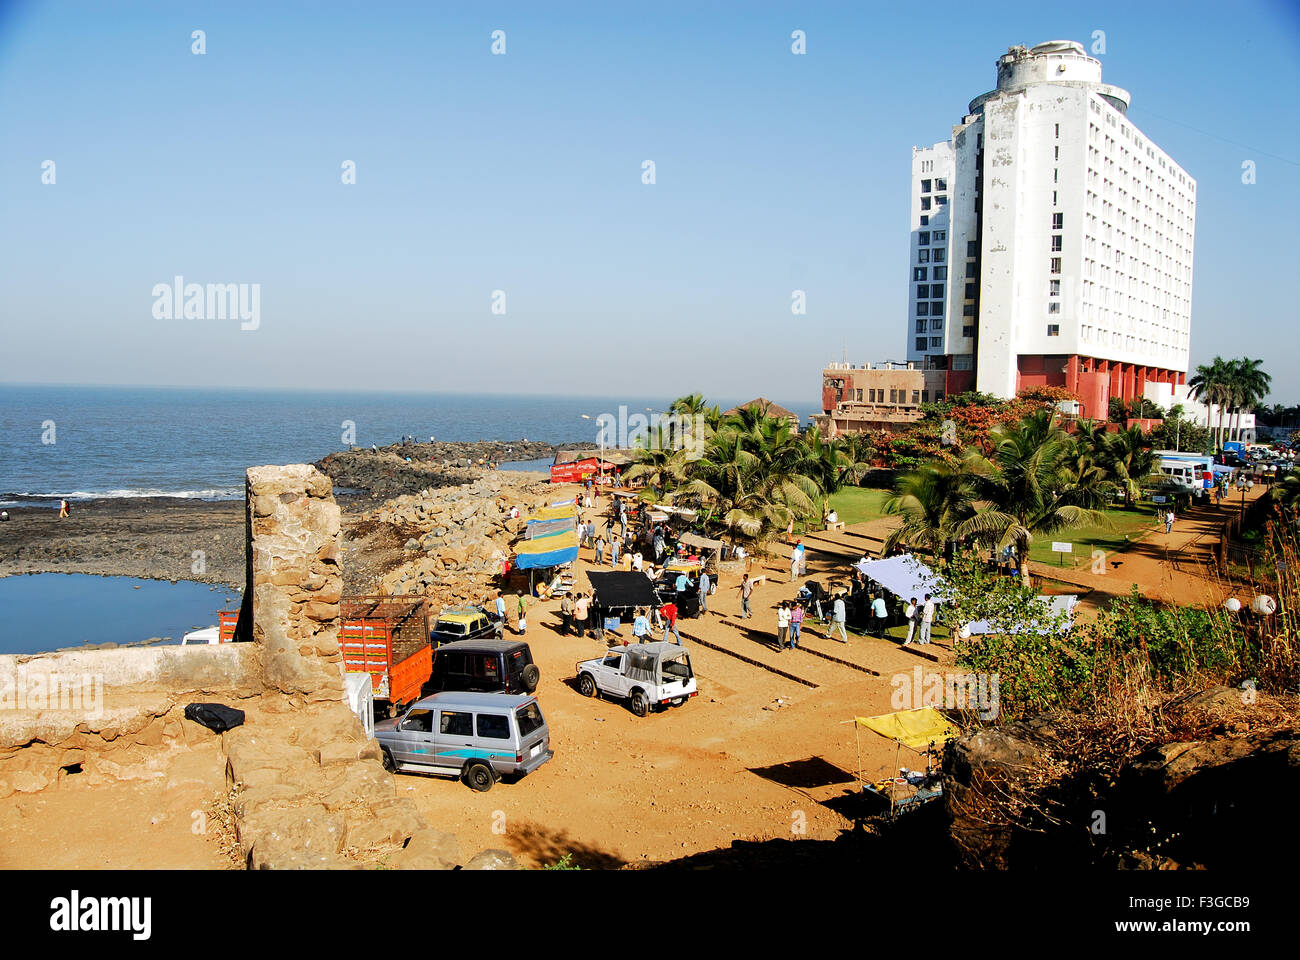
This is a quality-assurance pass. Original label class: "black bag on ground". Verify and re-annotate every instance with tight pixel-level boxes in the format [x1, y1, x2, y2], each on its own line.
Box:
[184, 703, 246, 733]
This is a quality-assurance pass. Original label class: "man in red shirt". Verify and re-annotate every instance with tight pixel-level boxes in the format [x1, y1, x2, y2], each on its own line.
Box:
[659, 601, 681, 644]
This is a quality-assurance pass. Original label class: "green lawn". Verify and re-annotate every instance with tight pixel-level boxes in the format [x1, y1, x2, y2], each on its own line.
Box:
[1026, 506, 1156, 566]
[826, 487, 892, 526]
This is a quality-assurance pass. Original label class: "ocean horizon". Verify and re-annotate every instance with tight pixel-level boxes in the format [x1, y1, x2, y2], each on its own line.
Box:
[0, 383, 819, 504]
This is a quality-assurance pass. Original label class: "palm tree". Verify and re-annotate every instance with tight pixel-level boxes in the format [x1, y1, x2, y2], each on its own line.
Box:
[1101, 425, 1156, 508]
[1227, 358, 1272, 443]
[1188, 358, 1231, 451]
[623, 427, 689, 502]
[882, 461, 976, 558]
[953, 410, 1111, 586]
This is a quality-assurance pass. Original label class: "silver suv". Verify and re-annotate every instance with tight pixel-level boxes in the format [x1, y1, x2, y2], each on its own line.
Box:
[375, 691, 552, 791]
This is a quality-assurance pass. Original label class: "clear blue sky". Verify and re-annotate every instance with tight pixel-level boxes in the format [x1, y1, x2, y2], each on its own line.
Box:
[2, 0, 1297, 404]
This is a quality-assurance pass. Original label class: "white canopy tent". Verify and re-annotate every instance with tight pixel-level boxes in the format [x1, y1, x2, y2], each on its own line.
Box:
[853, 554, 949, 602]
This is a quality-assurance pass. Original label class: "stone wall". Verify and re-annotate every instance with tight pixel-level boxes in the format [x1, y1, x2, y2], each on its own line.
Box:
[246, 465, 345, 701]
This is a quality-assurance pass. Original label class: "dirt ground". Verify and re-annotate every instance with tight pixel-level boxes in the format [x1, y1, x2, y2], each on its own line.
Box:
[1, 481, 1259, 870]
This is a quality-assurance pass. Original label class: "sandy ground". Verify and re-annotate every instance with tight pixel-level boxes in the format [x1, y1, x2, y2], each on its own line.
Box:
[0, 481, 1262, 869]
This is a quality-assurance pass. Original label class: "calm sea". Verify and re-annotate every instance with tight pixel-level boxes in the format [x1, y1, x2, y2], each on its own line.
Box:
[0, 385, 817, 504]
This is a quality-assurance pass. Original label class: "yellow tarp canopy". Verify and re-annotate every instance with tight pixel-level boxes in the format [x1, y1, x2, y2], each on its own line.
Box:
[514, 529, 578, 555]
[854, 708, 961, 750]
[531, 505, 577, 521]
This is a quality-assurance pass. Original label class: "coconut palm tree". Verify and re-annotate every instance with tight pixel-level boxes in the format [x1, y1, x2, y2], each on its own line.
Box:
[1101, 425, 1156, 508]
[1226, 358, 1272, 443]
[882, 461, 977, 558]
[953, 410, 1111, 586]
[1188, 358, 1231, 451]
[623, 427, 689, 502]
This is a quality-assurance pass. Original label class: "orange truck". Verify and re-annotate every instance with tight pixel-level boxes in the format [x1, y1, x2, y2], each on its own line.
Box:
[217, 596, 433, 714]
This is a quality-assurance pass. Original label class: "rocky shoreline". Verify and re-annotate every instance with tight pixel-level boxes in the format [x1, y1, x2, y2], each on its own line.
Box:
[0, 443, 563, 600]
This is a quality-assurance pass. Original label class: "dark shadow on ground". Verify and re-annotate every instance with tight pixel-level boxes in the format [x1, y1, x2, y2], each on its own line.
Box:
[749, 756, 856, 790]
[508, 823, 627, 870]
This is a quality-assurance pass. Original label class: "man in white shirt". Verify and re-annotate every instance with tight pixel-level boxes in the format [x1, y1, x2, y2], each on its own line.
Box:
[919, 594, 935, 645]
[828, 594, 848, 643]
[902, 597, 918, 645]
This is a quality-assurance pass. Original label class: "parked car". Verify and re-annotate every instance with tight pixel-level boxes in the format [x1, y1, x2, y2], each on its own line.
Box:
[430, 607, 496, 646]
[575, 642, 697, 717]
[424, 638, 540, 695]
[376, 691, 552, 791]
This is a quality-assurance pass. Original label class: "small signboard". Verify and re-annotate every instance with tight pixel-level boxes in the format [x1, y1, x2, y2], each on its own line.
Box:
[1051, 542, 1073, 566]
[1153, 494, 1168, 504]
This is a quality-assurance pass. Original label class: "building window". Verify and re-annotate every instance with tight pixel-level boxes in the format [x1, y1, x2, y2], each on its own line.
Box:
[929, 337, 942, 348]
[921, 179, 931, 193]
[965, 263, 976, 278]
[962, 324, 975, 338]
[933, 231, 946, 243]
[913, 267, 927, 281]
[1051, 235, 1063, 252]
[966, 240, 977, 258]
[920, 215, 928, 226]
[1050, 258, 1061, 274]
[855, 389, 863, 401]
[1049, 279, 1060, 296]
[933, 266, 946, 280]
[931, 318, 943, 330]
[916, 337, 928, 351]
[1054, 123, 1060, 139]
[933, 249, 945, 263]
[918, 249, 930, 263]
[1054, 168, 1058, 183]
[912, 390, 921, 404]
[1052, 213, 1064, 229]
[965, 282, 976, 298]
[917, 302, 929, 316]
[918, 231, 930, 245]
[1047, 324, 1060, 336]
[963, 303, 975, 316]
[921, 197, 931, 211]
[1048, 302, 1060, 314]
[935, 178, 947, 191]
[931, 284, 944, 299]
[935, 195, 948, 206]
[921, 390, 929, 403]
[930, 301, 943, 316]
[916, 319, 925, 333]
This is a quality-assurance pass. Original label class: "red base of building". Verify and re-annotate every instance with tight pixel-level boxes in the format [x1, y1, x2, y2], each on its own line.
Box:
[1015, 354, 1184, 422]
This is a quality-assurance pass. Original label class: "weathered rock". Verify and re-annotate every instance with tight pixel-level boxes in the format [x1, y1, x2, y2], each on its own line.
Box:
[391, 828, 462, 870]
[464, 848, 521, 870]
[344, 797, 425, 851]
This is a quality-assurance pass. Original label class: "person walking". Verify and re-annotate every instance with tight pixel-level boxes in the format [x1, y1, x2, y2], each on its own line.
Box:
[674, 570, 695, 597]
[829, 593, 848, 643]
[632, 607, 651, 643]
[789, 601, 803, 649]
[871, 593, 888, 638]
[610, 536, 620, 568]
[793, 540, 806, 577]
[574, 593, 589, 638]
[737, 574, 755, 619]
[58, 499, 70, 519]
[1164, 509, 1175, 535]
[698, 571, 710, 614]
[789, 551, 800, 583]
[595, 535, 606, 565]
[516, 592, 529, 634]
[495, 592, 507, 630]
[560, 592, 573, 635]
[660, 600, 680, 644]
[902, 596, 918, 645]
[776, 601, 791, 651]
[918, 593, 935, 645]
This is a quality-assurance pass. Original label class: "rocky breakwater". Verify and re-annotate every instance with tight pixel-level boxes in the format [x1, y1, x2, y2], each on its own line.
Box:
[318, 439, 557, 501]
[347, 471, 555, 606]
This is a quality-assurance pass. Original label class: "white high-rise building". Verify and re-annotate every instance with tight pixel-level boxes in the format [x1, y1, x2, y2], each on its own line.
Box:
[905, 40, 1196, 420]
